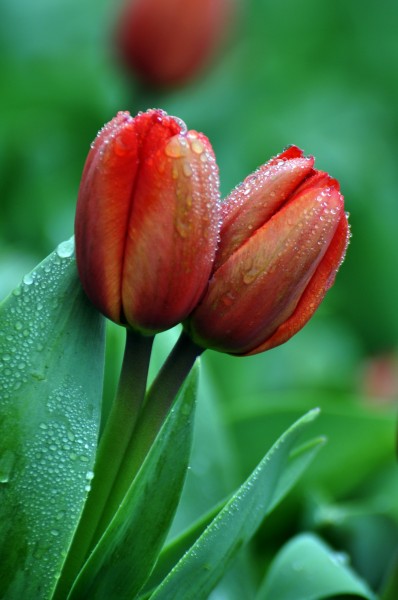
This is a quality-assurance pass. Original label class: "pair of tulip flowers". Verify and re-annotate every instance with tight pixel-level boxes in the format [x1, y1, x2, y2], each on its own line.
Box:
[75, 109, 349, 356]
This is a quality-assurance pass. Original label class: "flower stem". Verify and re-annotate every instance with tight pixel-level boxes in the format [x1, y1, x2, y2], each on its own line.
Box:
[54, 329, 153, 599]
[93, 330, 203, 538]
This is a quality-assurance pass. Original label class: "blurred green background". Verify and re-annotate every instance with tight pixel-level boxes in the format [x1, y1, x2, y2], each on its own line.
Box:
[1, 0, 398, 597]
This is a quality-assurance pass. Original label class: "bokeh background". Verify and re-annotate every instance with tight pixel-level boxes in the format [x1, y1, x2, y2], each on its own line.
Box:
[1, 0, 398, 597]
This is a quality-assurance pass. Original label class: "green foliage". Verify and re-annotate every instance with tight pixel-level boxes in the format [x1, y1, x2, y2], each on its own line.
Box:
[225, 390, 396, 497]
[150, 410, 324, 599]
[1, 0, 398, 597]
[0, 239, 105, 599]
[257, 533, 376, 600]
[0, 243, 330, 599]
[68, 367, 198, 600]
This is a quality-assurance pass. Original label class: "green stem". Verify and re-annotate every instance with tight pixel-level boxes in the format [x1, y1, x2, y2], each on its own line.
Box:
[94, 330, 203, 537]
[54, 328, 153, 600]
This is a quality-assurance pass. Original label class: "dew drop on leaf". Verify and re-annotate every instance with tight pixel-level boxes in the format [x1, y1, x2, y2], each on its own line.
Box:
[56, 238, 75, 259]
[0, 237, 103, 597]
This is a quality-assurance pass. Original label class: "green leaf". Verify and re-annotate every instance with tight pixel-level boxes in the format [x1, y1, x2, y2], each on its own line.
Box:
[68, 364, 199, 600]
[0, 238, 105, 600]
[256, 532, 377, 600]
[139, 500, 226, 599]
[380, 550, 398, 600]
[139, 436, 324, 600]
[150, 409, 324, 600]
[225, 390, 396, 498]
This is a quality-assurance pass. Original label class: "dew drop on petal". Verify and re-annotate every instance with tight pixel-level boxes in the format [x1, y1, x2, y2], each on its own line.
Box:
[221, 292, 236, 307]
[165, 136, 187, 158]
[187, 133, 205, 156]
[175, 218, 191, 238]
[183, 161, 193, 177]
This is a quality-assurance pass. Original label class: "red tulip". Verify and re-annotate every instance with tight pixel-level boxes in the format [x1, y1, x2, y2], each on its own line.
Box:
[115, 0, 234, 86]
[75, 109, 220, 333]
[185, 146, 350, 355]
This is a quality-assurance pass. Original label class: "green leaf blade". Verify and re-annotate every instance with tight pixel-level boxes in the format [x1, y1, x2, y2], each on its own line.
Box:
[68, 363, 199, 600]
[150, 409, 323, 600]
[257, 533, 377, 600]
[0, 239, 105, 600]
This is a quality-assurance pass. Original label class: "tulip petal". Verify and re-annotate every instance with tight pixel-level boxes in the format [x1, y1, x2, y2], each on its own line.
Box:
[246, 210, 350, 355]
[75, 110, 185, 325]
[75, 109, 220, 333]
[189, 184, 345, 354]
[75, 111, 139, 323]
[122, 129, 220, 332]
[215, 151, 314, 269]
[267, 144, 308, 163]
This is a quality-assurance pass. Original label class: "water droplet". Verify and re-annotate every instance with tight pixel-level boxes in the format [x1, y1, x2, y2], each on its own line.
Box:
[181, 401, 192, 416]
[221, 292, 235, 307]
[23, 273, 34, 285]
[182, 162, 192, 177]
[331, 551, 350, 566]
[175, 218, 191, 238]
[0, 450, 15, 483]
[113, 134, 131, 157]
[165, 136, 188, 158]
[170, 115, 187, 133]
[189, 135, 204, 155]
[56, 238, 75, 259]
[32, 370, 46, 381]
[243, 268, 262, 284]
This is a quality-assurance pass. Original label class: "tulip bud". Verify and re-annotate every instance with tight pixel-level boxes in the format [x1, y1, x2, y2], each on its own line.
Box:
[115, 0, 234, 86]
[75, 109, 220, 334]
[185, 147, 350, 355]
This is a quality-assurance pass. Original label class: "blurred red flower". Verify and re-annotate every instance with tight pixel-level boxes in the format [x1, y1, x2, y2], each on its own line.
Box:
[115, 0, 235, 86]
